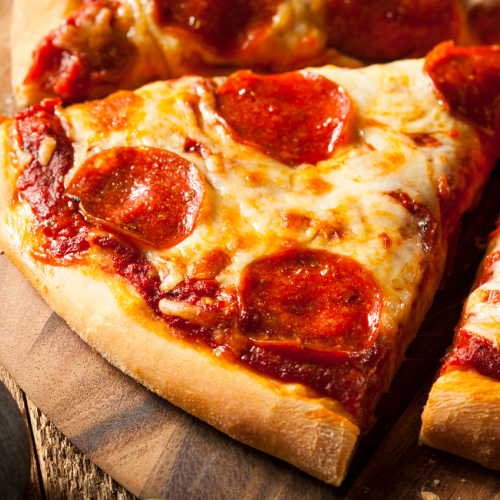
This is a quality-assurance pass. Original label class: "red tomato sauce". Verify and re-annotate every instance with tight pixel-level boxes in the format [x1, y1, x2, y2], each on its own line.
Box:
[14, 99, 90, 262]
[476, 252, 500, 288]
[242, 340, 390, 430]
[442, 329, 500, 382]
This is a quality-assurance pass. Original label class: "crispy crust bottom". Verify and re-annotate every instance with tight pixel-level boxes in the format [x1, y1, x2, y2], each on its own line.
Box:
[420, 370, 500, 469]
[0, 126, 359, 486]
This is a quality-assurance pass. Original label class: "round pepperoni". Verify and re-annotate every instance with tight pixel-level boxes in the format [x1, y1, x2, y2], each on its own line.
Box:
[425, 42, 500, 134]
[67, 147, 205, 249]
[216, 71, 351, 166]
[325, 0, 461, 63]
[238, 248, 382, 353]
[153, 0, 279, 55]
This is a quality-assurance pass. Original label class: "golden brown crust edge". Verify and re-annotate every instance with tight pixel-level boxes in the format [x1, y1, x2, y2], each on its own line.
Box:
[0, 124, 359, 486]
[11, 0, 82, 107]
[420, 370, 500, 470]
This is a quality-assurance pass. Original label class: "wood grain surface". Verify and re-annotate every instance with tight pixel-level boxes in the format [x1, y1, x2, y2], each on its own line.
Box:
[0, 366, 136, 500]
[3, 0, 500, 498]
[0, 365, 44, 500]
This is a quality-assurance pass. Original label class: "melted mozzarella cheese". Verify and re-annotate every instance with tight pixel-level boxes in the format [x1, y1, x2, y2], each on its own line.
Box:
[461, 238, 500, 347]
[61, 59, 483, 342]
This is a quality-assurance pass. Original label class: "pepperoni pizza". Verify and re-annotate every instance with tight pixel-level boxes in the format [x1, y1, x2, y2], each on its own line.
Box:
[2, 43, 500, 485]
[11, 0, 500, 107]
[421, 214, 500, 468]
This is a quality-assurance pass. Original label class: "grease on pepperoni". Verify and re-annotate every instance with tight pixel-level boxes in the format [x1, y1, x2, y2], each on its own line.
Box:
[153, 0, 279, 56]
[239, 248, 382, 353]
[216, 71, 351, 166]
[325, 0, 461, 63]
[67, 147, 205, 249]
[25, 0, 136, 103]
[425, 42, 500, 135]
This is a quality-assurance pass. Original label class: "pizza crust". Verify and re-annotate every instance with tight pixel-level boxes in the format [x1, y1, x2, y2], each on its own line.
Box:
[0, 125, 359, 486]
[11, 0, 82, 107]
[420, 370, 500, 469]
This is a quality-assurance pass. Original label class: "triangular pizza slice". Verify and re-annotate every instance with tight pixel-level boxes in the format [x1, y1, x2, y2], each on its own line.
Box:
[11, 0, 498, 106]
[421, 211, 500, 469]
[1, 42, 500, 485]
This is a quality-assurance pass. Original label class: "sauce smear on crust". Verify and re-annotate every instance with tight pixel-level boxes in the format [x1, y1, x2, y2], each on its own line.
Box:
[242, 340, 390, 430]
[216, 71, 351, 167]
[442, 329, 500, 382]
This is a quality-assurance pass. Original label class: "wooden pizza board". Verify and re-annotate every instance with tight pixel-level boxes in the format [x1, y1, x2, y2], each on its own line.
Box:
[2, 2, 500, 498]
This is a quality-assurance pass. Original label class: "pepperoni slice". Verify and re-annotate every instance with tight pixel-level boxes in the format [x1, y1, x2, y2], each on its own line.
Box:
[325, 0, 461, 62]
[425, 42, 500, 135]
[67, 147, 205, 249]
[238, 248, 382, 353]
[153, 0, 279, 56]
[25, 0, 135, 103]
[216, 71, 351, 166]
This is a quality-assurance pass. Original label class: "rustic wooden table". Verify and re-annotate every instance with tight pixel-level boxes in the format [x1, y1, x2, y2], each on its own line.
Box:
[3, 0, 500, 499]
[0, 366, 136, 500]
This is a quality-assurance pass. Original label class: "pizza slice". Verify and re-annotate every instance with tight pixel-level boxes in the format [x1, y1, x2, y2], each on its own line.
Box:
[420, 216, 500, 469]
[11, 0, 477, 106]
[1, 43, 500, 486]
